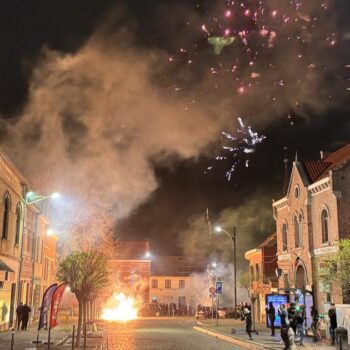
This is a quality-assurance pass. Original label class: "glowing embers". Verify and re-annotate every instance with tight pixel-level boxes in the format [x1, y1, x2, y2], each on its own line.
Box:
[102, 293, 138, 322]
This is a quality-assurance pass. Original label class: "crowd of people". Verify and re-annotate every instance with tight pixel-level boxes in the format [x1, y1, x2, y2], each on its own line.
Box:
[239, 302, 338, 349]
[141, 302, 194, 317]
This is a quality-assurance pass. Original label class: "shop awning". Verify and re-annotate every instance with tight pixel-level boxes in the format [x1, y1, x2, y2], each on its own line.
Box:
[0, 260, 14, 272]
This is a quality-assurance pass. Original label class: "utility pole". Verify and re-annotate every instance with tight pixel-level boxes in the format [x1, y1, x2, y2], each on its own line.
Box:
[232, 226, 237, 309]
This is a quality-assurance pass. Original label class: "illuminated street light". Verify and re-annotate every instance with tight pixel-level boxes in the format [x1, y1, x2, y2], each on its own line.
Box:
[46, 228, 54, 236]
[214, 225, 223, 233]
[65, 286, 71, 292]
[145, 252, 151, 259]
[214, 224, 237, 308]
[51, 192, 60, 199]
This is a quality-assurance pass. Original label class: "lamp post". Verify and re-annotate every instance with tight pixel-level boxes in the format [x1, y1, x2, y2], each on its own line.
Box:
[214, 225, 237, 308]
[17, 191, 60, 308]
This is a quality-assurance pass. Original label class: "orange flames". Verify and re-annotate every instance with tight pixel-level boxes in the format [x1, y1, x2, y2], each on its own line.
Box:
[101, 293, 138, 322]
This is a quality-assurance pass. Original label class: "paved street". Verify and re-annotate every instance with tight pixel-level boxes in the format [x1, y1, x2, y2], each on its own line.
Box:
[104, 317, 245, 350]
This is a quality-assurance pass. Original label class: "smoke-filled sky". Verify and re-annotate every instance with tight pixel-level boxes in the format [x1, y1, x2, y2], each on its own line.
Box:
[0, 0, 349, 267]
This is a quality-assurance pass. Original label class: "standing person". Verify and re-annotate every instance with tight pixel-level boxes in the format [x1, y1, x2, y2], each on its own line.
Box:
[16, 302, 23, 331]
[267, 302, 276, 336]
[243, 307, 254, 340]
[311, 306, 321, 342]
[295, 308, 305, 346]
[278, 304, 290, 350]
[288, 303, 297, 335]
[328, 304, 337, 345]
[21, 304, 31, 331]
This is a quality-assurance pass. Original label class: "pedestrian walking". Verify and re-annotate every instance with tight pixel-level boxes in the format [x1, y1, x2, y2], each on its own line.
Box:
[21, 303, 31, 331]
[243, 307, 254, 340]
[311, 306, 321, 342]
[16, 302, 23, 330]
[267, 301, 276, 336]
[278, 304, 290, 350]
[328, 304, 337, 345]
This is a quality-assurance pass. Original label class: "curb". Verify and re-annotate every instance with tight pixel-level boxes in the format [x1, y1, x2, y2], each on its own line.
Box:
[193, 326, 278, 350]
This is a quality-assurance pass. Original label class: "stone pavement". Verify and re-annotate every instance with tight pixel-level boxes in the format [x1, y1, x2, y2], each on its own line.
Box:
[103, 317, 244, 350]
[194, 319, 335, 350]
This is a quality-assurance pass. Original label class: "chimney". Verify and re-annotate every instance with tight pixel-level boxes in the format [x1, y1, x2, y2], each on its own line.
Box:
[320, 150, 330, 160]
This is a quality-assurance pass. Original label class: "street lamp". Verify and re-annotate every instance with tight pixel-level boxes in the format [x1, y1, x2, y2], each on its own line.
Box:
[17, 191, 60, 309]
[145, 252, 151, 259]
[214, 225, 237, 309]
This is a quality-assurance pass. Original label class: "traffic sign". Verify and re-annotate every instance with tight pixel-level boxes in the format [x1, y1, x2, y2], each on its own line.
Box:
[209, 287, 216, 294]
[216, 281, 223, 294]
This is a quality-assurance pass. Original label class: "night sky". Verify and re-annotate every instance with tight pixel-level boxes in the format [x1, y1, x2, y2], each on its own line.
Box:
[0, 0, 349, 266]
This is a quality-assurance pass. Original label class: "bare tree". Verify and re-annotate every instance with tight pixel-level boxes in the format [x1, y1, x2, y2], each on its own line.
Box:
[239, 270, 251, 298]
[57, 250, 110, 347]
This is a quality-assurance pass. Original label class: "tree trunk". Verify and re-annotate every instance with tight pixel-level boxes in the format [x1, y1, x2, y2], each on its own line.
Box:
[76, 298, 82, 348]
[83, 300, 87, 348]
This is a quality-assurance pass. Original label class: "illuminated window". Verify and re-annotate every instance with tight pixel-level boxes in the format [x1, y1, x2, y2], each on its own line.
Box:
[2, 193, 10, 240]
[321, 210, 329, 243]
[282, 223, 288, 251]
[151, 279, 158, 288]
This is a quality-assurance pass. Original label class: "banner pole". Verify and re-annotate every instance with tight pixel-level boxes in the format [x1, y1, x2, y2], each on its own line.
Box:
[47, 327, 51, 350]
[32, 329, 42, 344]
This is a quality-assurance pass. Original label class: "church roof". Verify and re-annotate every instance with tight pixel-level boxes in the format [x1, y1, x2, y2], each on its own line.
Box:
[301, 143, 350, 184]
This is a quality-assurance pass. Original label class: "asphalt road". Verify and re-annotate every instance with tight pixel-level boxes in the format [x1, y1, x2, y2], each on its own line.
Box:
[104, 317, 245, 350]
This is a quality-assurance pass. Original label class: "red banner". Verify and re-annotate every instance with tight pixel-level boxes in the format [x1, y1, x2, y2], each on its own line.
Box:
[50, 283, 66, 329]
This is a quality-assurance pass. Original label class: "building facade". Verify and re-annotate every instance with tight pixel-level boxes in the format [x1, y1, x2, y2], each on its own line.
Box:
[273, 144, 350, 313]
[0, 151, 57, 329]
[245, 233, 278, 323]
[149, 256, 209, 312]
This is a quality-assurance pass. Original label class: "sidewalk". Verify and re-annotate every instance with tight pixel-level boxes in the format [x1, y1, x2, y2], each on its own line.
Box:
[194, 319, 334, 350]
[0, 318, 103, 349]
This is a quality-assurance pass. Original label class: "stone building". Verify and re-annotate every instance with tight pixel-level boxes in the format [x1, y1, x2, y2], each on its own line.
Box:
[149, 256, 208, 312]
[0, 150, 57, 329]
[273, 143, 350, 314]
[245, 233, 278, 323]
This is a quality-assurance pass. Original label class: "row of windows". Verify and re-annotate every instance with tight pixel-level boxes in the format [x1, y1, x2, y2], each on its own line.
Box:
[281, 209, 329, 251]
[151, 279, 186, 289]
[2, 192, 22, 244]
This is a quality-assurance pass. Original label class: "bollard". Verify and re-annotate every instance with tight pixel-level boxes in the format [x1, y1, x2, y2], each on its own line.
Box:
[72, 324, 75, 350]
[83, 322, 87, 348]
[10, 328, 14, 350]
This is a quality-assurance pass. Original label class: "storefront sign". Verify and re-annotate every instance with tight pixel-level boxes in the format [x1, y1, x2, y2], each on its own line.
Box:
[278, 254, 291, 261]
[314, 246, 338, 256]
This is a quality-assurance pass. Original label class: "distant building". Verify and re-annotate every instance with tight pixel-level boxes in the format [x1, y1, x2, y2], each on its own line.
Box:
[245, 233, 278, 323]
[0, 150, 57, 329]
[149, 256, 209, 312]
[107, 241, 151, 304]
[273, 143, 350, 313]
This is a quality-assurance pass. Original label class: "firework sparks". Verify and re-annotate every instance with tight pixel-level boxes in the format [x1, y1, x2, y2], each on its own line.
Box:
[206, 118, 266, 181]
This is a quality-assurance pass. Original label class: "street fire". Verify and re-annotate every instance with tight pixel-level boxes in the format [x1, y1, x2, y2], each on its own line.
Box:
[101, 293, 138, 321]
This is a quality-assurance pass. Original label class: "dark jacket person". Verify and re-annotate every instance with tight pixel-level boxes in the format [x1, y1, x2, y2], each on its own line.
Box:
[267, 302, 276, 336]
[15, 302, 23, 330]
[21, 304, 31, 331]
